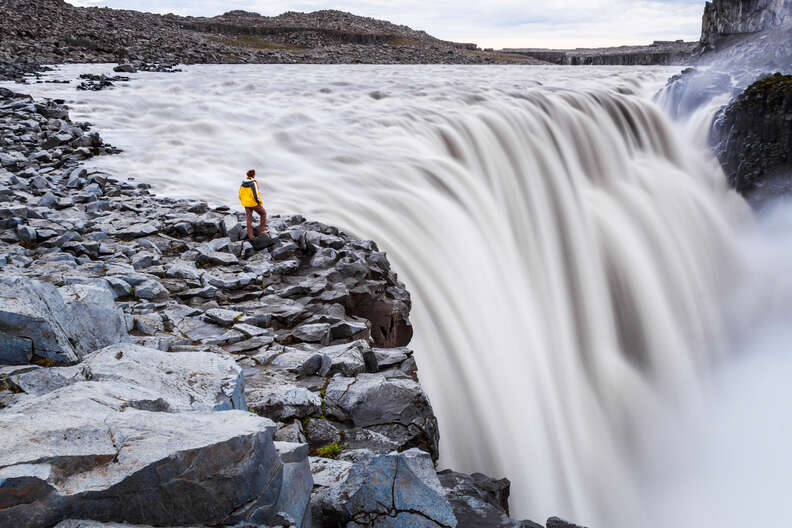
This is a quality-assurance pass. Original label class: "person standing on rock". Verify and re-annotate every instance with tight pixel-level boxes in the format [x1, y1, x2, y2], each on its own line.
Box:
[239, 169, 268, 239]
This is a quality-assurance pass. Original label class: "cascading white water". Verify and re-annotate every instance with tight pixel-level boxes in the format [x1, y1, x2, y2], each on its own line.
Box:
[7, 64, 777, 527]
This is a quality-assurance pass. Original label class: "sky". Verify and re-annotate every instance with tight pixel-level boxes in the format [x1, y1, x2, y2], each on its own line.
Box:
[68, 0, 706, 49]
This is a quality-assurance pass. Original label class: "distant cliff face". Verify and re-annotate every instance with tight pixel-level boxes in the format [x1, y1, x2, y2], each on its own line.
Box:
[701, 0, 792, 47]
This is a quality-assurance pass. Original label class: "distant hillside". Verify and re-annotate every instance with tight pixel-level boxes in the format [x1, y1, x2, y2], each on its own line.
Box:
[0, 0, 544, 65]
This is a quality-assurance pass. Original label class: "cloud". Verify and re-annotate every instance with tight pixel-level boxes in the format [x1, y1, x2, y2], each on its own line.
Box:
[64, 0, 706, 48]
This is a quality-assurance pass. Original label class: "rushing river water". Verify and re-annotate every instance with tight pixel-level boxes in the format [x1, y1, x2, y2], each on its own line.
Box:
[10, 64, 792, 527]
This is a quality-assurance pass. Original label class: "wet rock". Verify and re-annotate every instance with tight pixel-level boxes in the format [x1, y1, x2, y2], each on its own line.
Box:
[113, 63, 137, 73]
[711, 72, 792, 205]
[438, 470, 540, 528]
[546, 518, 588, 528]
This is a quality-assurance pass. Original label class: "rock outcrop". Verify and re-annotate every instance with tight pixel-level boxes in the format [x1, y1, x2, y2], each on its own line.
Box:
[503, 40, 698, 66]
[701, 0, 792, 48]
[710, 72, 792, 204]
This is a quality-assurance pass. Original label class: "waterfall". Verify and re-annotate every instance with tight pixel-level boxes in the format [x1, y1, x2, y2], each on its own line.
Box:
[276, 89, 751, 525]
[9, 64, 759, 526]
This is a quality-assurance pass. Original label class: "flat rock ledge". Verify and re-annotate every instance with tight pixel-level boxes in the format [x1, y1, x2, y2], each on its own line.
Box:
[0, 82, 582, 527]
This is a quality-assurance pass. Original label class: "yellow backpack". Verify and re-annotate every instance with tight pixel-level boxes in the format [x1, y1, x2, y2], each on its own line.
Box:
[239, 180, 261, 207]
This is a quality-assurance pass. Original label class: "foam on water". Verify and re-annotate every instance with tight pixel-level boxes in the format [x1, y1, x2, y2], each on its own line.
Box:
[9, 64, 792, 527]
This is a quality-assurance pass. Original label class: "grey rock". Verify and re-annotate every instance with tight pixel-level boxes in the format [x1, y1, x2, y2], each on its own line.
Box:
[133, 312, 165, 335]
[0, 388, 288, 528]
[133, 279, 169, 301]
[322, 340, 377, 377]
[6, 365, 88, 396]
[547, 518, 588, 528]
[204, 307, 243, 327]
[275, 421, 307, 444]
[325, 373, 439, 461]
[248, 383, 322, 421]
[17, 224, 36, 244]
[291, 323, 331, 345]
[311, 449, 457, 528]
[196, 245, 238, 266]
[305, 418, 341, 449]
[37, 191, 58, 208]
[131, 251, 159, 270]
[0, 276, 129, 365]
[113, 63, 137, 73]
[438, 470, 538, 528]
[83, 343, 246, 411]
[0, 336, 34, 365]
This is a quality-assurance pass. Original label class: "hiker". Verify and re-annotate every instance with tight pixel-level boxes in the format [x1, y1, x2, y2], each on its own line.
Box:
[238, 169, 268, 239]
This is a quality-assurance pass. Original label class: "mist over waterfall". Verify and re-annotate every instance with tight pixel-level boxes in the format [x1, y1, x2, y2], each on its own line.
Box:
[13, 64, 792, 527]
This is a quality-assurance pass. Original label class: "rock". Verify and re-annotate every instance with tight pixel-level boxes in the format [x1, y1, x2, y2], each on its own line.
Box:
[196, 245, 239, 266]
[0, 276, 129, 365]
[113, 63, 137, 73]
[5, 364, 87, 396]
[204, 307, 243, 326]
[273, 442, 313, 527]
[83, 343, 246, 411]
[305, 418, 341, 449]
[291, 322, 331, 345]
[546, 518, 588, 528]
[322, 340, 378, 377]
[711, 73, 792, 205]
[275, 421, 307, 443]
[248, 383, 322, 421]
[0, 389, 291, 527]
[438, 470, 541, 528]
[701, 0, 792, 49]
[17, 224, 36, 244]
[324, 373, 439, 461]
[0, 336, 33, 365]
[347, 284, 413, 347]
[310, 449, 457, 528]
[132, 279, 169, 301]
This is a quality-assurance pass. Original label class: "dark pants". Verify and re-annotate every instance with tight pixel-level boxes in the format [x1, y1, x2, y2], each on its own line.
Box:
[245, 205, 267, 238]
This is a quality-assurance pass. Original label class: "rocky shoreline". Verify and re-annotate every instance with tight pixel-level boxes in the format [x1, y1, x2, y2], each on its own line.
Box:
[0, 68, 584, 527]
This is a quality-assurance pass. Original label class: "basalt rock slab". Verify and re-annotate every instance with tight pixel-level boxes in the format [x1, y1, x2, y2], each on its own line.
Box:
[0, 276, 129, 365]
[0, 411, 287, 528]
[310, 449, 457, 528]
[437, 470, 540, 528]
[324, 373, 439, 461]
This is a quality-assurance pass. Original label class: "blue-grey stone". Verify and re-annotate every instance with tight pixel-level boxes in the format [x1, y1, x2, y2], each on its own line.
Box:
[0, 276, 129, 365]
[0, 336, 33, 365]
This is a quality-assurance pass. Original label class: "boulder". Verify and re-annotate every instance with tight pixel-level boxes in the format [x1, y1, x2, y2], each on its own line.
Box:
[247, 383, 322, 421]
[310, 449, 457, 528]
[291, 323, 331, 345]
[711, 73, 792, 205]
[437, 470, 540, 528]
[546, 518, 588, 528]
[5, 344, 246, 411]
[84, 344, 246, 411]
[324, 373, 439, 460]
[0, 390, 288, 528]
[0, 276, 129, 365]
